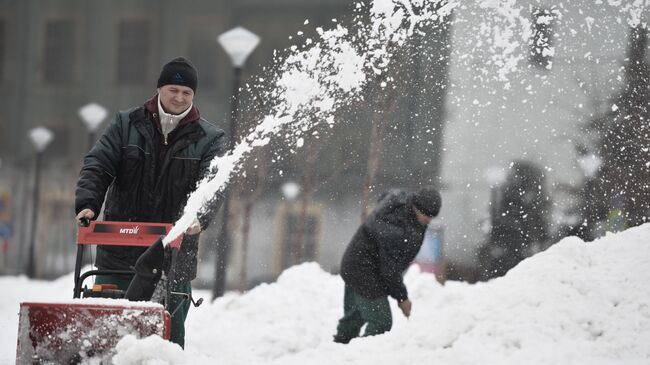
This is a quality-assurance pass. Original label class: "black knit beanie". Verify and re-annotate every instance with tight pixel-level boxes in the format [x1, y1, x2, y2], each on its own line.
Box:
[412, 187, 441, 217]
[157, 57, 198, 93]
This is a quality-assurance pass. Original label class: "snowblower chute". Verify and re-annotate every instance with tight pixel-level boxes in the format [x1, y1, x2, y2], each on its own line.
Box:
[16, 221, 182, 364]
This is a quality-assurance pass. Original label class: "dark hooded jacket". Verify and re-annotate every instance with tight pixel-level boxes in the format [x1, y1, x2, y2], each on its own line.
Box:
[75, 95, 226, 282]
[340, 190, 428, 302]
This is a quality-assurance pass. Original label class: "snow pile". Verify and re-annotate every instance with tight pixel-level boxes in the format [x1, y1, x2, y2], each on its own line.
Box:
[1, 223, 649, 364]
[112, 335, 185, 365]
[182, 225, 650, 365]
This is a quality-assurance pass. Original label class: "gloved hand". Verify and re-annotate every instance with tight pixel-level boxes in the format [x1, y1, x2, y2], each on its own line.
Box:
[398, 298, 412, 318]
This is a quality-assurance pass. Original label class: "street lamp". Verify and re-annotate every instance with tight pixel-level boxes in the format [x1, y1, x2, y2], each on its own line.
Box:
[26, 127, 54, 278]
[281, 181, 303, 266]
[281, 181, 301, 201]
[218, 27, 261, 134]
[78, 102, 108, 151]
[213, 26, 260, 299]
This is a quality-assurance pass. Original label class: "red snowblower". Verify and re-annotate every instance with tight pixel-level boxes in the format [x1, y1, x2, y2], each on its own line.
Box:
[16, 220, 185, 364]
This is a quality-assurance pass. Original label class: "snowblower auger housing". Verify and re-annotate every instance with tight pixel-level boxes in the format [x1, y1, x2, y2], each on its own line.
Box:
[16, 221, 182, 364]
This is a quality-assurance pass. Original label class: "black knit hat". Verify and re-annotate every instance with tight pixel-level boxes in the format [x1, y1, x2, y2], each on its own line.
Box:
[412, 187, 441, 217]
[157, 57, 198, 92]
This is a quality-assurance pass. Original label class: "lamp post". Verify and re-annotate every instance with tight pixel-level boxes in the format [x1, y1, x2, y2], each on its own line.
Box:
[281, 181, 302, 266]
[213, 26, 260, 299]
[577, 153, 602, 239]
[484, 166, 507, 229]
[78, 102, 108, 151]
[26, 127, 54, 278]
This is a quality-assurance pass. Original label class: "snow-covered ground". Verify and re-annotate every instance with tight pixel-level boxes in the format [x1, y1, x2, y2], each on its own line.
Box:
[2, 224, 649, 364]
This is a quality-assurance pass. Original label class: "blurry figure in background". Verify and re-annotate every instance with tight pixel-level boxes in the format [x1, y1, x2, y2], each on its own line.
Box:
[333, 187, 441, 344]
[553, 173, 609, 242]
[74, 57, 226, 348]
[479, 160, 551, 279]
[544, 149, 608, 243]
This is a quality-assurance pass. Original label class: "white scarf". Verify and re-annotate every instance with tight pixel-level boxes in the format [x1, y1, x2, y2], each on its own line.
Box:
[157, 95, 192, 144]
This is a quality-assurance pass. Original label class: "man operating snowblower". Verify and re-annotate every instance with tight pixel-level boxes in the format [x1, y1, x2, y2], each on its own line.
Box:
[74, 57, 226, 348]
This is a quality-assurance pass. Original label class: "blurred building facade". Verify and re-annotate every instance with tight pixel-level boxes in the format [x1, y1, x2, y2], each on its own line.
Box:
[0, 1, 450, 287]
[440, 1, 648, 275]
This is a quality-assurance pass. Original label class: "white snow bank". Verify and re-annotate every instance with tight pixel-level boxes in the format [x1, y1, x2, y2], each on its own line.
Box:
[2, 224, 649, 364]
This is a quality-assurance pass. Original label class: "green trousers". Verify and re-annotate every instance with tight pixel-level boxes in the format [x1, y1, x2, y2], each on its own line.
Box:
[335, 285, 392, 341]
[95, 275, 191, 348]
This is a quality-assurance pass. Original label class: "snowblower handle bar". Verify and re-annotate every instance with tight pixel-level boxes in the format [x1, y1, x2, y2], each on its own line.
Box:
[76, 221, 181, 248]
[73, 221, 183, 298]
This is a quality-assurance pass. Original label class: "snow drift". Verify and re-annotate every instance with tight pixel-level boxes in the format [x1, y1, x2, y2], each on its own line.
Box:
[2, 224, 649, 364]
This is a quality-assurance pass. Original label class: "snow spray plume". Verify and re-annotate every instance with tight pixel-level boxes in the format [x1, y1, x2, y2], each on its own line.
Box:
[162, 0, 458, 245]
[163, 0, 647, 245]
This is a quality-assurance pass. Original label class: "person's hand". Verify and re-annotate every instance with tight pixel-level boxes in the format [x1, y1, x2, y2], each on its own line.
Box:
[398, 299, 412, 318]
[185, 218, 202, 235]
[76, 209, 95, 226]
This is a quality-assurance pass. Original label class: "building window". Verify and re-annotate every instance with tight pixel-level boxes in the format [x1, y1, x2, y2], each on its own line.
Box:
[529, 8, 556, 70]
[117, 20, 150, 84]
[275, 202, 323, 273]
[0, 20, 5, 81]
[188, 31, 217, 89]
[43, 20, 75, 84]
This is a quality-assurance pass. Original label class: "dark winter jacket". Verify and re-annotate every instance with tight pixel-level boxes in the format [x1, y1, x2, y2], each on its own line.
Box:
[340, 190, 428, 302]
[75, 95, 226, 282]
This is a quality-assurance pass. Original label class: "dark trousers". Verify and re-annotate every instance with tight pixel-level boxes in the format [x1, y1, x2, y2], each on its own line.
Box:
[335, 285, 392, 342]
[95, 275, 191, 348]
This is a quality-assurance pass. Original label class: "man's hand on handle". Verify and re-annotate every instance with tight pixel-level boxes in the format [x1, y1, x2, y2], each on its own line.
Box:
[398, 299, 412, 318]
[185, 218, 202, 235]
[76, 209, 95, 227]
